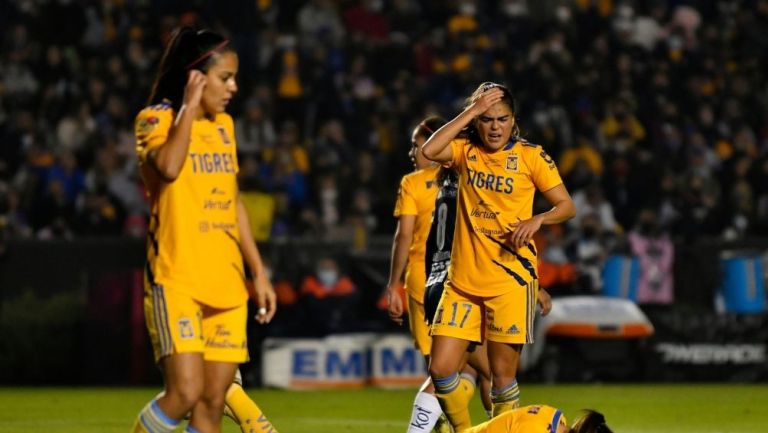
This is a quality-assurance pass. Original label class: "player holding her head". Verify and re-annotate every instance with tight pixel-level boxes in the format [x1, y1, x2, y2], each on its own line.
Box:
[130, 27, 277, 433]
[422, 82, 575, 430]
[462, 406, 612, 433]
[386, 116, 491, 433]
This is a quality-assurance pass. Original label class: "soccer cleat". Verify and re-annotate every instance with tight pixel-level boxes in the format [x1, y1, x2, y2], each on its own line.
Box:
[433, 413, 454, 433]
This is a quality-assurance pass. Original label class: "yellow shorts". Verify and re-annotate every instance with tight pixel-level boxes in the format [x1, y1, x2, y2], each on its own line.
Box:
[144, 282, 248, 363]
[430, 280, 538, 344]
[408, 296, 432, 356]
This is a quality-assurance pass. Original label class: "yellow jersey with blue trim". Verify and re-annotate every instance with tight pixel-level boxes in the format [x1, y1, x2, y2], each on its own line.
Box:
[462, 405, 566, 433]
[135, 102, 247, 308]
[447, 137, 563, 297]
[393, 164, 440, 302]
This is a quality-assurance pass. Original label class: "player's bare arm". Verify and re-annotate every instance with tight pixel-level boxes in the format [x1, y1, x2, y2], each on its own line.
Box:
[148, 70, 206, 182]
[422, 88, 505, 163]
[508, 184, 575, 249]
[385, 214, 416, 325]
[237, 196, 277, 324]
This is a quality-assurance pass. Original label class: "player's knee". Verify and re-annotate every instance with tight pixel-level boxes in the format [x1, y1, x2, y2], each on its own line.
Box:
[167, 380, 203, 411]
[199, 389, 227, 414]
[428, 360, 455, 380]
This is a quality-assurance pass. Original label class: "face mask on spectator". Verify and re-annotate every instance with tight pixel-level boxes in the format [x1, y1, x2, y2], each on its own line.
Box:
[318, 269, 339, 287]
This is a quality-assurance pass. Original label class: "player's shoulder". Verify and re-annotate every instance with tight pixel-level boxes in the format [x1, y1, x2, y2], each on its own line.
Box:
[135, 102, 173, 138]
[215, 112, 235, 129]
[136, 101, 173, 123]
[138, 100, 173, 116]
[451, 137, 472, 146]
[511, 136, 542, 153]
[514, 137, 557, 167]
[451, 137, 474, 152]
[409, 165, 440, 184]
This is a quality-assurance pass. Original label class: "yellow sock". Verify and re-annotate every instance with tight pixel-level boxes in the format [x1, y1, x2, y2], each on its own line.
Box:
[225, 383, 278, 433]
[491, 400, 519, 418]
[490, 380, 520, 417]
[433, 374, 475, 432]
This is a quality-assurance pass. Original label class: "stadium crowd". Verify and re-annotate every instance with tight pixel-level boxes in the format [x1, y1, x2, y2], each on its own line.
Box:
[1, 0, 767, 264]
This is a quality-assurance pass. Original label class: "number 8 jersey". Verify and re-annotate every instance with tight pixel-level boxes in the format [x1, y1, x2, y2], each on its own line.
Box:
[424, 168, 458, 324]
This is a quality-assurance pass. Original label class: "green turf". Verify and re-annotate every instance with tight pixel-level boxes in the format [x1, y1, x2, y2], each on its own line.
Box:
[0, 384, 765, 433]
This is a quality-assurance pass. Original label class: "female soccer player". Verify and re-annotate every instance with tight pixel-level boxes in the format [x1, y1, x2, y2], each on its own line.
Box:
[462, 406, 612, 433]
[385, 116, 449, 433]
[386, 117, 491, 433]
[130, 27, 277, 433]
[422, 82, 576, 430]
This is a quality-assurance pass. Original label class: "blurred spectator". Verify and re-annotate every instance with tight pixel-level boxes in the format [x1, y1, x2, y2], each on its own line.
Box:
[343, 0, 390, 43]
[300, 256, 359, 335]
[0, 0, 765, 249]
[235, 97, 277, 157]
[570, 183, 619, 234]
[558, 134, 603, 191]
[600, 97, 646, 156]
[569, 212, 609, 293]
[47, 150, 85, 206]
[534, 225, 577, 294]
[239, 156, 277, 242]
[311, 118, 354, 174]
[628, 208, 675, 305]
[258, 257, 302, 336]
[298, 0, 345, 50]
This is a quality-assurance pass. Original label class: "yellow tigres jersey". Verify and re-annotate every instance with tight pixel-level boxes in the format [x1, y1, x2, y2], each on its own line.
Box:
[393, 164, 440, 302]
[447, 138, 563, 297]
[135, 102, 247, 309]
[463, 405, 566, 433]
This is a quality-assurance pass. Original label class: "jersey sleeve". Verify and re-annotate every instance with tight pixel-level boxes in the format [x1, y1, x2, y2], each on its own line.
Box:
[135, 106, 174, 164]
[394, 175, 418, 217]
[529, 145, 563, 192]
[449, 138, 468, 168]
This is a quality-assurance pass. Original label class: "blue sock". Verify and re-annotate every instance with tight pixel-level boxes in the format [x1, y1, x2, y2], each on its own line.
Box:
[138, 399, 179, 433]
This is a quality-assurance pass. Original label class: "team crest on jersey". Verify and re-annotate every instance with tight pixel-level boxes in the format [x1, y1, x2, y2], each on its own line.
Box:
[426, 180, 434, 189]
[178, 317, 195, 340]
[217, 126, 231, 145]
[506, 154, 519, 172]
[136, 116, 159, 136]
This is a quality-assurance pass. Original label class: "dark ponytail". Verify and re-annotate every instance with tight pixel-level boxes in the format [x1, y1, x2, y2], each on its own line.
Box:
[569, 410, 612, 433]
[147, 27, 232, 111]
[415, 115, 447, 141]
[412, 115, 454, 185]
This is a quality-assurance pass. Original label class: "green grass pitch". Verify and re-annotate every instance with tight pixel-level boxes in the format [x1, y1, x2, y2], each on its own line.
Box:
[0, 384, 765, 432]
